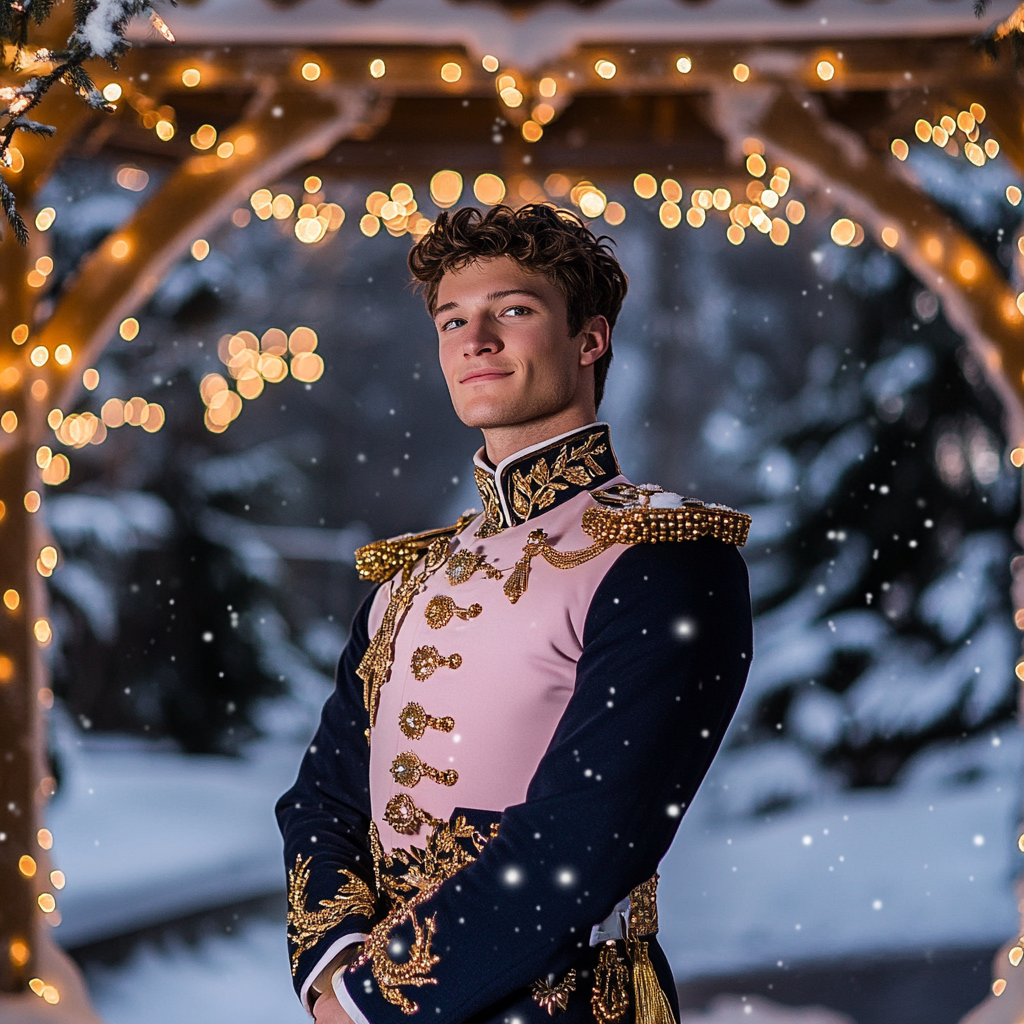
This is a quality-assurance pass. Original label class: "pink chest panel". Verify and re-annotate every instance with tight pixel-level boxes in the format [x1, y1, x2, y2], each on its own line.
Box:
[366, 488, 627, 851]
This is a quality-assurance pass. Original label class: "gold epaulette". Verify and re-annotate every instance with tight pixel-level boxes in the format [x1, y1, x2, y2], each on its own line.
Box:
[355, 513, 476, 583]
[584, 485, 750, 547]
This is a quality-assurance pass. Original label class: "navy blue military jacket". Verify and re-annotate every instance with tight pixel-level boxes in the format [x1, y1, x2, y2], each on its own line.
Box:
[277, 423, 752, 1024]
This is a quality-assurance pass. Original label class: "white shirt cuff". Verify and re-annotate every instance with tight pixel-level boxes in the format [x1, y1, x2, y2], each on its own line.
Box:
[300, 932, 368, 1014]
[335, 965, 374, 1024]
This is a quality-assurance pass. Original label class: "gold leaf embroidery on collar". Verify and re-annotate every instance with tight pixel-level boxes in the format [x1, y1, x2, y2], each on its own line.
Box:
[508, 432, 607, 524]
[286, 854, 376, 976]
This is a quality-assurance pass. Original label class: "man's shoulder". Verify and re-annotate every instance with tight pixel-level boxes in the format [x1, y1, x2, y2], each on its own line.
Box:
[354, 511, 478, 583]
[583, 483, 751, 548]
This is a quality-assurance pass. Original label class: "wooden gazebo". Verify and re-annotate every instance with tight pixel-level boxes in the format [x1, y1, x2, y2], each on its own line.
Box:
[2, 0, 1023, 1019]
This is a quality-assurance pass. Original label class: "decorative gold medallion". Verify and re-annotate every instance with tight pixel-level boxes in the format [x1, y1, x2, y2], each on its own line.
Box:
[425, 594, 482, 629]
[286, 854, 376, 975]
[383, 794, 442, 836]
[591, 942, 631, 1024]
[390, 750, 458, 788]
[410, 645, 463, 680]
[531, 969, 577, 1015]
[399, 701, 455, 740]
[445, 549, 503, 586]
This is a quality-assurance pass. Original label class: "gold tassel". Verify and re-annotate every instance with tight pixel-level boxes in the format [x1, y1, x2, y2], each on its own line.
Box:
[502, 531, 545, 604]
[627, 938, 676, 1024]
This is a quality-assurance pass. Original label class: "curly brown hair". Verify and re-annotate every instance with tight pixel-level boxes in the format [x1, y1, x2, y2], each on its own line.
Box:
[408, 204, 628, 408]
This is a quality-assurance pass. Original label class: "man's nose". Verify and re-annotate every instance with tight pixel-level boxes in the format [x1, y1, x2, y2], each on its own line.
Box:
[462, 319, 502, 356]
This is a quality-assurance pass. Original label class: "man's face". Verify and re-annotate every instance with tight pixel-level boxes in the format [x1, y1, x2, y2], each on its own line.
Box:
[434, 256, 600, 430]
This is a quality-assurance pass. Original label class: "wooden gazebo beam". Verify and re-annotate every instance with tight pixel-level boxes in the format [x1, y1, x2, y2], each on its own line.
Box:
[33, 85, 380, 416]
[708, 85, 1024, 442]
[106, 35, 1014, 99]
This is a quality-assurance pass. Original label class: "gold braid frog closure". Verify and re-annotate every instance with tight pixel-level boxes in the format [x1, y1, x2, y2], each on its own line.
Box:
[357, 536, 451, 727]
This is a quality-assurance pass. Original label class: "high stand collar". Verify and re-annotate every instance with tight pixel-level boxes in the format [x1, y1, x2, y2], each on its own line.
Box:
[471, 422, 620, 537]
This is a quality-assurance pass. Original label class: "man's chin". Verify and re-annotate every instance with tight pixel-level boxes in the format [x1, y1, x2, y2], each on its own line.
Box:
[455, 402, 543, 431]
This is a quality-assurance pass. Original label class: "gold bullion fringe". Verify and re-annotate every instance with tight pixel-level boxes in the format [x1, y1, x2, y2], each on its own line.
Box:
[627, 938, 676, 1024]
[582, 505, 750, 548]
[355, 514, 476, 584]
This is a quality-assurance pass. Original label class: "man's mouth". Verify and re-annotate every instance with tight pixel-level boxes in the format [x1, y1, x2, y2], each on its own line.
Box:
[460, 368, 513, 384]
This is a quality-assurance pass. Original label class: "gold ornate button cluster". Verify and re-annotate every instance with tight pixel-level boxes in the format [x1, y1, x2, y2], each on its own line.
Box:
[410, 645, 463, 680]
[390, 750, 458, 788]
[425, 594, 482, 629]
[383, 793, 442, 836]
[399, 701, 455, 740]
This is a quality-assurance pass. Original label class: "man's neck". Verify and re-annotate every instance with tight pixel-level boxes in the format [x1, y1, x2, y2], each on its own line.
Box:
[481, 407, 598, 466]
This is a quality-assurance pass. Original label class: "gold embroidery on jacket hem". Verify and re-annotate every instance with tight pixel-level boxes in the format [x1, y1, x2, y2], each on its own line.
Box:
[391, 750, 458, 788]
[531, 969, 577, 1015]
[286, 854, 376, 976]
[591, 942, 630, 1024]
[358, 537, 450, 727]
[350, 815, 498, 1014]
[400, 702, 454, 740]
[425, 595, 482, 629]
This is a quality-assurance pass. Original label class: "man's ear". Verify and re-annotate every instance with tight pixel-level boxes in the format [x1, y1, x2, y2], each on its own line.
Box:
[578, 315, 611, 368]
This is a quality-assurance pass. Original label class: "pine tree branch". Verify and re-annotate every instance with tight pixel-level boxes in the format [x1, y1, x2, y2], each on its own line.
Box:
[0, 0, 175, 244]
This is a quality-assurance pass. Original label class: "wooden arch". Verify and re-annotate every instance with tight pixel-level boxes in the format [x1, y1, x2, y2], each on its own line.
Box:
[2, 24, 1024, 1022]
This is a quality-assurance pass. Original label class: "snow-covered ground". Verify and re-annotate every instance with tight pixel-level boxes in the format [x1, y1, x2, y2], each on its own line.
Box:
[44, 718, 1023, 1021]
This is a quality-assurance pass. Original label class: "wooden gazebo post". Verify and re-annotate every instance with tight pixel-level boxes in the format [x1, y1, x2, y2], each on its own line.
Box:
[0, 66, 379, 1017]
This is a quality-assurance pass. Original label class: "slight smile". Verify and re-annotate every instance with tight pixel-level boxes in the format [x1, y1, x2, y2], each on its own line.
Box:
[460, 369, 514, 384]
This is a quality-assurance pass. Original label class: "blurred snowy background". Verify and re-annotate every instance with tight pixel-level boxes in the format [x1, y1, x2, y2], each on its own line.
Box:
[31, 140, 1024, 1024]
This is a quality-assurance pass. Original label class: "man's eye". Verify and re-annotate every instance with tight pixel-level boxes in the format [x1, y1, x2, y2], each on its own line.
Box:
[503, 306, 529, 317]
[441, 318, 465, 331]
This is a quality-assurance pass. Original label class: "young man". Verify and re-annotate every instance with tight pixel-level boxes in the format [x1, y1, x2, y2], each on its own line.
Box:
[277, 204, 752, 1024]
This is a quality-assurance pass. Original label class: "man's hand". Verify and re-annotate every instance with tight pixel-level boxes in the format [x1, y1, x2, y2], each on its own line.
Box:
[313, 987, 357, 1024]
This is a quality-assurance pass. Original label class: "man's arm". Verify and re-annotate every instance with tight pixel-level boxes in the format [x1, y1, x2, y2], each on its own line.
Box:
[340, 536, 752, 1024]
[276, 590, 381, 1012]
